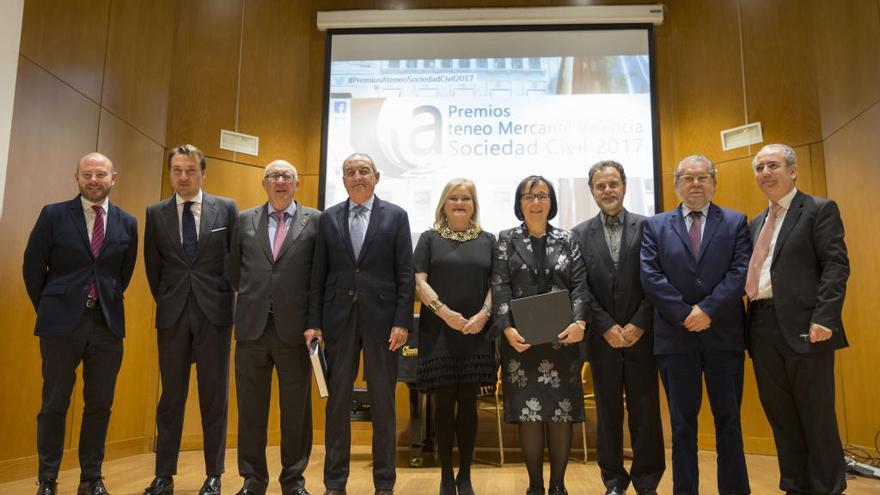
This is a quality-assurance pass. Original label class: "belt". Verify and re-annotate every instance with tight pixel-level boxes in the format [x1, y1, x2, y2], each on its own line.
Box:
[750, 298, 774, 310]
[86, 298, 98, 308]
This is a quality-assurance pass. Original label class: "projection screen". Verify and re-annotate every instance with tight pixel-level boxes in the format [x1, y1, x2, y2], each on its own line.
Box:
[320, 26, 660, 240]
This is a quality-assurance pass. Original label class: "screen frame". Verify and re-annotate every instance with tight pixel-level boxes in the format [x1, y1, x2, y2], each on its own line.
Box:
[319, 23, 663, 214]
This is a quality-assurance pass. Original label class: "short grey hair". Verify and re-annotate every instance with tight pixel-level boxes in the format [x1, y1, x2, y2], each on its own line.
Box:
[342, 152, 377, 174]
[674, 155, 717, 182]
[264, 159, 298, 178]
[753, 143, 797, 169]
[587, 160, 627, 187]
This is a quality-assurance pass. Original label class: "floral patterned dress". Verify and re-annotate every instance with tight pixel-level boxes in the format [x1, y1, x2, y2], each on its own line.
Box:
[491, 224, 590, 423]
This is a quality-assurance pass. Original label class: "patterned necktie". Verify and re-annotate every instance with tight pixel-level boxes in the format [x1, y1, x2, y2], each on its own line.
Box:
[272, 210, 288, 260]
[182, 201, 198, 263]
[745, 203, 783, 299]
[88, 205, 104, 300]
[688, 210, 703, 257]
[350, 204, 367, 259]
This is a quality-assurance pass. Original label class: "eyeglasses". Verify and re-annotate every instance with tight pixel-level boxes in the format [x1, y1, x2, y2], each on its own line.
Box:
[678, 175, 712, 185]
[522, 193, 551, 202]
[265, 172, 296, 182]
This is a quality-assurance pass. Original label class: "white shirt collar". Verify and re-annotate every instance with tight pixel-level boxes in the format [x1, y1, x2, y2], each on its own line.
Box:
[176, 189, 203, 206]
[680, 202, 710, 218]
[773, 187, 798, 210]
[350, 195, 375, 211]
[81, 195, 109, 212]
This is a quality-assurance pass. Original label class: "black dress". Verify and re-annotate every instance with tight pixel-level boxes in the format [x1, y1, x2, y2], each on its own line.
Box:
[414, 229, 497, 390]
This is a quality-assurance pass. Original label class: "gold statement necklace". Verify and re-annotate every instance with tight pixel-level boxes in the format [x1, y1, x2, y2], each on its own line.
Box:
[438, 222, 479, 242]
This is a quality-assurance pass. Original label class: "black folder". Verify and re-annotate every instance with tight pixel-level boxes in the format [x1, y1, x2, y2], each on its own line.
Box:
[510, 289, 571, 345]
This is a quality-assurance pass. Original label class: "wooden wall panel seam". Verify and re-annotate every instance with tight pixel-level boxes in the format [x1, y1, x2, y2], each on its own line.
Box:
[17, 54, 102, 107]
[821, 97, 880, 142]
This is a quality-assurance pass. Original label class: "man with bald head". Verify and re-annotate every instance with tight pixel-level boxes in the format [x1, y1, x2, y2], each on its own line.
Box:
[24, 152, 138, 495]
[747, 144, 849, 494]
[229, 160, 320, 495]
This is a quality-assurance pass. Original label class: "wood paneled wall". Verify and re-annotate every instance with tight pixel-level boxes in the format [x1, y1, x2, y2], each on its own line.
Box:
[0, 0, 172, 480]
[2, 0, 878, 482]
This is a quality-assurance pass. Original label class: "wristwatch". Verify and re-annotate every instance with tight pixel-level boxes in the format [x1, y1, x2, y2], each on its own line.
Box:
[427, 299, 445, 312]
[575, 320, 587, 331]
[481, 304, 492, 318]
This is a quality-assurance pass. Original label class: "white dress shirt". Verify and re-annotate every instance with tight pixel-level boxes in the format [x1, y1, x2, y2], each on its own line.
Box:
[81, 196, 109, 243]
[681, 203, 710, 238]
[755, 187, 797, 300]
[268, 201, 297, 249]
[176, 189, 203, 242]
[348, 194, 375, 232]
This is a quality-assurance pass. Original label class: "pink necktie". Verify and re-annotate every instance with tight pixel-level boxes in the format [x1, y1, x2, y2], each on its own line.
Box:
[88, 205, 104, 300]
[272, 210, 288, 260]
[746, 203, 782, 299]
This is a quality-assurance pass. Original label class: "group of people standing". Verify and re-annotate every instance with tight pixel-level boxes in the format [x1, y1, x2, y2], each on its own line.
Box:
[24, 142, 849, 495]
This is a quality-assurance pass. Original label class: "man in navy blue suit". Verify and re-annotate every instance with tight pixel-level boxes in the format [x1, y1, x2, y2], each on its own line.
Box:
[306, 153, 414, 495]
[23, 152, 138, 495]
[640, 155, 752, 495]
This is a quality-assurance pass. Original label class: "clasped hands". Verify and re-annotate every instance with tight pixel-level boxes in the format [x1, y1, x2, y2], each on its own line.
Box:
[602, 323, 645, 348]
[438, 306, 488, 335]
[503, 321, 585, 353]
[683, 304, 711, 332]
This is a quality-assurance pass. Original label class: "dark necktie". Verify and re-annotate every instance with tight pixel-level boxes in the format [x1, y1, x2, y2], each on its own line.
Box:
[88, 205, 104, 300]
[272, 210, 288, 260]
[688, 210, 703, 257]
[182, 201, 198, 263]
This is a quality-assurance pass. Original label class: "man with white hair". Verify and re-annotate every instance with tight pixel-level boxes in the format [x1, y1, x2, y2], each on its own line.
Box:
[229, 160, 321, 495]
[747, 144, 849, 495]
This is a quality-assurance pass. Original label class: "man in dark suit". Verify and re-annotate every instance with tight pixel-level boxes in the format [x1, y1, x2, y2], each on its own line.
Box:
[229, 160, 320, 495]
[23, 152, 138, 495]
[640, 155, 752, 495]
[572, 161, 664, 495]
[746, 144, 849, 495]
[306, 152, 414, 495]
[143, 144, 238, 495]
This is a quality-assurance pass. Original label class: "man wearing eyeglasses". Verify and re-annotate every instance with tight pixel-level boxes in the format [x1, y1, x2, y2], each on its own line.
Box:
[143, 144, 238, 495]
[747, 144, 849, 495]
[640, 155, 752, 495]
[228, 160, 320, 495]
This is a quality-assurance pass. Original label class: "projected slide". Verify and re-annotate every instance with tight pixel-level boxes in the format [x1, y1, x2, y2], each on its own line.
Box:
[323, 29, 657, 238]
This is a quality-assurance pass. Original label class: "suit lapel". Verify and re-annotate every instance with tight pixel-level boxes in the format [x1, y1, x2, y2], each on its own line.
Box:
[589, 214, 615, 270]
[772, 190, 805, 264]
[255, 205, 273, 263]
[618, 210, 638, 268]
[337, 200, 355, 264]
[545, 226, 563, 275]
[161, 196, 187, 261]
[511, 226, 538, 279]
[357, 197, 383, 264]
[196, 193, 219, 261]
[67, 197, 92, 255]
[276, 204, 309, 261]
[670, 206, 696, 258]
[99, 204, 121, 257]
[697, 204, 722, 264]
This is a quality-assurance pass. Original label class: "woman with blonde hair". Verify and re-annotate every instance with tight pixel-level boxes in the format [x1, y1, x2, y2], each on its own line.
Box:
[414, 178, 496, 495]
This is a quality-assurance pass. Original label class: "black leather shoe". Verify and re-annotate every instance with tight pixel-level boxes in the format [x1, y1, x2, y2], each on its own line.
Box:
[236, 489, 263, 495]
[375, 491, 394, 495]
[323, 490, 346, 495]
[548, 487, 568, 495]
[287, 489, 310, 495]
[636, 490, 657, 495]
[144, 476, 174, 495]
[604, 488, 625, 495]
[36, 480, 57, 495]
[78, 478, 110, 495]
[199, 476, 221, 495]
[456, 476, 474, 495]
[526, 483, 544, 495]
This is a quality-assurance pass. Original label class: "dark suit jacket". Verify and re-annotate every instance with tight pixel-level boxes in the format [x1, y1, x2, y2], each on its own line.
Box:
[492, 224, 589, 332]
[230, 202, 320, 346]
[640, 203, 751, 355]
[572, 210, 653, 363]
[307, 196, 414, 342]
[23, 195, 138, 337]
[748, 190, 849, 353]
[144, 192, 238, 329]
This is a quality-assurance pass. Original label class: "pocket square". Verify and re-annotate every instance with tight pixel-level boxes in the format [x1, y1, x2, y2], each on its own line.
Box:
[211, 226, 227, 232]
